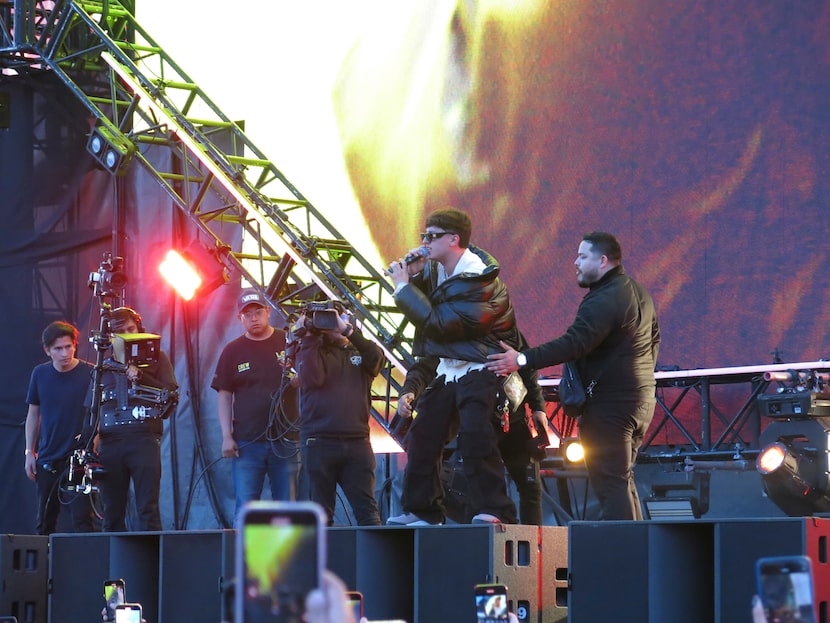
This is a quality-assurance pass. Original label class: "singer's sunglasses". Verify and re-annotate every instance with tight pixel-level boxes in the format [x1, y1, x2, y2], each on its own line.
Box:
[420, 231, 456, 242]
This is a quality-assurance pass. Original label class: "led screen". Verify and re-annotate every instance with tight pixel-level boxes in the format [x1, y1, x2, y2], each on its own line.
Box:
[138, 1, 830, 372]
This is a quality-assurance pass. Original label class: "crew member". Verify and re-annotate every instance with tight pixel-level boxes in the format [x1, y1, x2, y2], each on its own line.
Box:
[96, 306, 178, 531]
[212, 289, 299, 521]
[294, 305, 384, 525]
[487, 231, 660, 520]
[24, 320, 96, 534]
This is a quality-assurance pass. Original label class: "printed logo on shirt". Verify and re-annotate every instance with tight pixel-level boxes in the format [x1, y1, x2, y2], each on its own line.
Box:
[238, 362, 251, 373]
[350, 355, 362, 366]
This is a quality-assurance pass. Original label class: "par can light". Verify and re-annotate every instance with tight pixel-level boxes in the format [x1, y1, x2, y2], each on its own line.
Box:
[756, 442, 790, 475]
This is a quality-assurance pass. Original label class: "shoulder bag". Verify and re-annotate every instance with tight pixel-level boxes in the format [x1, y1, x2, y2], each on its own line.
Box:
[558, 361, 588, 418]
[558, 361, 604, 418]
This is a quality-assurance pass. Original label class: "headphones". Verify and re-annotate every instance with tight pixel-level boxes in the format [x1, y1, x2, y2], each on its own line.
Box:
[111, 306, 144, 333]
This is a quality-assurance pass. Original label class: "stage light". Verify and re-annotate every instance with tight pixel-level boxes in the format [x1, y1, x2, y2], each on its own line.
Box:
[642, 470, 710, 520]
[86, 122, 135, 175]
[159, 250, 201, 300]
[159, 240, 228, 300]
[757, 442, 790, 475]
[563, 438, 585, 463]
[756, 418, 830, 516]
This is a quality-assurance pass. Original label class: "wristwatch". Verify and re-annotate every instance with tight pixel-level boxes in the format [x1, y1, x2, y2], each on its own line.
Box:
[516, 352, 527, 368]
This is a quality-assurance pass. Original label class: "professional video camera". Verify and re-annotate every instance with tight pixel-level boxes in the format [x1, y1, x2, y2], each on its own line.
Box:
[79, 253, 178, 492]
[88, 253, 127, 299]
[289, 300, 345, 339]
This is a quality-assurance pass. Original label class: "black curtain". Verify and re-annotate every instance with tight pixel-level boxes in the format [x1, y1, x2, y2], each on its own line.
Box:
[0, 71, 242, 534]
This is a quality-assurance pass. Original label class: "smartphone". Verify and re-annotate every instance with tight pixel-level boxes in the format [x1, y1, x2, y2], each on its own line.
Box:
[235, 501, 326, 623]
[474, 583, 509, 622]
[756, 555, 815, 623]
[103, 579, 126, 622]
[114, 603, 142, 623]
[346, 591, 363, 621]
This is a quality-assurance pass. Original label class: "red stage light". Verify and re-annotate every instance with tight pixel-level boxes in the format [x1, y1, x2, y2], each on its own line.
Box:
[158, 241, 228, 300]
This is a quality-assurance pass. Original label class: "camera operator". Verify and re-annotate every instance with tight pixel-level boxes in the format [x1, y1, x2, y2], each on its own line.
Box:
[24, 321, 95, 535]
[212, 290, 300, 523]
[293, 304, 384, 526]
[96, 307, 177, 531]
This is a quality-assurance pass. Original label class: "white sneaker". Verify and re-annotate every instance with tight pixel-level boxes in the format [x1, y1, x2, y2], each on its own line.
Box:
[386, 512, 442, 526]
[472, 513, 502, 524]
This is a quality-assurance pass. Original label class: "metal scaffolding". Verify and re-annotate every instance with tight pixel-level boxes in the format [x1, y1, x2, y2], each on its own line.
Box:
[1, 0, 415, 436]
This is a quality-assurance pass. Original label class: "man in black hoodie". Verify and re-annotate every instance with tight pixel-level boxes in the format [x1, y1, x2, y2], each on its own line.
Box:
[294, 306, 384, 525]
[488, 231, 660, 520]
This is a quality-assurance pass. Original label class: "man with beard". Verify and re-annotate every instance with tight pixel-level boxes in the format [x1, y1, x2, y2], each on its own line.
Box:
[487, 232, 660, 520]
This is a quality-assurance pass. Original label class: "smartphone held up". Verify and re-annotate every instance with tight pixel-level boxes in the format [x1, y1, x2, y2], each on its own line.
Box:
[235, 501, 326, 623]
[103, 579, 126, 622]
[474, 583, 509, 622]
[346, 591, 364, 621]
[756, 555, 816, 623]
[114, 603, 142, 623]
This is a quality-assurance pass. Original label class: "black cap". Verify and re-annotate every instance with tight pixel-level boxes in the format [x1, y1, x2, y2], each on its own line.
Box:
[238, 289, 268, 313]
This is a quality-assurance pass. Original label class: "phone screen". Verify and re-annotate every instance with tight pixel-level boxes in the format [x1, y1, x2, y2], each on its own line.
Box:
[757, 556, 815, 623]
[114, 604, 141, 623]
[474, 584, 509, 622]
[104, 580, 126, 622]
[346, 591, 363, 620]
[236, 501, 325, 623]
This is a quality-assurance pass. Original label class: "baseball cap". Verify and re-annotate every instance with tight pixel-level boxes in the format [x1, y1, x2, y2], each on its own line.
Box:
[238, 289, 268, 313]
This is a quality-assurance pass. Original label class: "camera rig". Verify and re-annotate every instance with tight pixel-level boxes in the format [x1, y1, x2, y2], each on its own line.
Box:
[68, 253, 179, 495]
[284, 299, 347, 369]
[289, 300, 345, 339]
[65, 448, 106, 495]
[98, 358, 178, 430]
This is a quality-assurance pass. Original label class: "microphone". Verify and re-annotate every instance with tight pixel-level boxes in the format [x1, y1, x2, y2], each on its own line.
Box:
[384, 246, 428, 275]
[404, 246, 429, 264]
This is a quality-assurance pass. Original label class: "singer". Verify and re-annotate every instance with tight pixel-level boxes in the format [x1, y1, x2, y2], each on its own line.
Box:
[385, 208, 521, 526]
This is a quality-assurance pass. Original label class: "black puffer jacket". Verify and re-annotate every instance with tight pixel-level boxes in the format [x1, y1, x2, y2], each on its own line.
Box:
[394, 245, 521, 362]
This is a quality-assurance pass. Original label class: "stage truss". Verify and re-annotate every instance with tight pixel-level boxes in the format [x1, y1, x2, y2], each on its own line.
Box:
[1, 0, 416, 439]
[3, 2, 829, 476]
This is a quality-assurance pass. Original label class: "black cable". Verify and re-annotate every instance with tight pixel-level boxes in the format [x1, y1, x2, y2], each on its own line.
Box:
[166, 297, 181, 529]
[180, 452, 230, 528]
[265, 374, 302, 460]
[334, 488, 355, 526]
[179, 301, 230, 530]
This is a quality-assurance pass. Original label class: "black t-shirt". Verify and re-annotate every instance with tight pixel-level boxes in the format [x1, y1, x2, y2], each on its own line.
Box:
[211, 330, 290, 442]
[26, 360, 93, 463]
